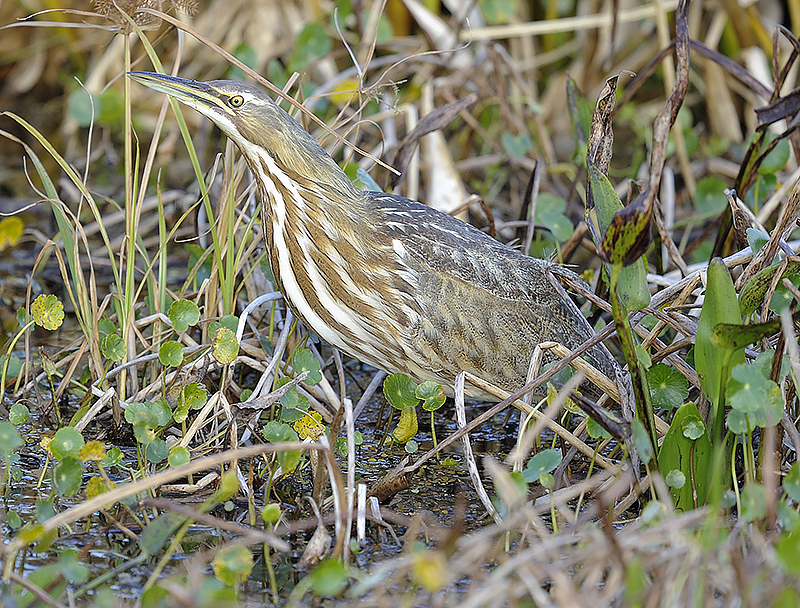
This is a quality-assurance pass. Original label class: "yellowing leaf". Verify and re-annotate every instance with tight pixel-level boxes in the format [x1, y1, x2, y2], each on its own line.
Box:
[31, 294, 65, 331]
[410, 549, 448, 592]
[392, 405, 418, 443]
[0, 216, 24, 251]
[213, 545, 254, 586]
[78, 440, 107, 462]
[212, 327, 239, 364]
[293, 411, 324, 440]
[331, 78, 359, 105]
[85, 476, 115, 499]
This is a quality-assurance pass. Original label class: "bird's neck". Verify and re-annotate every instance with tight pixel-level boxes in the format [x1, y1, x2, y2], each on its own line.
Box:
[245, 141, 369, 278]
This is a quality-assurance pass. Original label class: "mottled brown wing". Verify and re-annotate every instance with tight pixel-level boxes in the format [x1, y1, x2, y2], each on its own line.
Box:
[371, 192, 618, 394]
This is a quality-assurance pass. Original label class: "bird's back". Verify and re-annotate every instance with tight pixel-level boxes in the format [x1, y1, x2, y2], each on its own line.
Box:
[354, 191, 619, 398]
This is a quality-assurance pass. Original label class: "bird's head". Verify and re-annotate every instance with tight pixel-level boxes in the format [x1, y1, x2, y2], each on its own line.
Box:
[128, 71, 357, 195]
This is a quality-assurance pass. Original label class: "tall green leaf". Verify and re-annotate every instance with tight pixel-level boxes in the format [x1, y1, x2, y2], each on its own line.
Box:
[696, 258, 745, 439]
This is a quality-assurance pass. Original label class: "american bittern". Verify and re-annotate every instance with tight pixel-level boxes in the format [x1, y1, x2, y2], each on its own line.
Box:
[129, 72, 620, 400]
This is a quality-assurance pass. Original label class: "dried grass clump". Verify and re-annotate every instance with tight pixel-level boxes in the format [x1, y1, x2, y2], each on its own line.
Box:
[346, 494, 797, 608]
[92, 0, 196, 29]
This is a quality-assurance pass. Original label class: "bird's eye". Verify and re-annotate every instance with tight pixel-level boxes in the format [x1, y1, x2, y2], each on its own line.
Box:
[228, 95, 244, 108]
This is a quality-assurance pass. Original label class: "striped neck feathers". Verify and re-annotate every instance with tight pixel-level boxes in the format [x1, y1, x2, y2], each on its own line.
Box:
[229, 97, 362, 203]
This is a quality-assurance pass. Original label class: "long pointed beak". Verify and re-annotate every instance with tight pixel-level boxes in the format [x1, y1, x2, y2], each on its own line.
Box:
[128, 71, 226, 115]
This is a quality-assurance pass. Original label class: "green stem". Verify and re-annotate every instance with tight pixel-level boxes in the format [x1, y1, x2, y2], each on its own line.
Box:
[120, 31, 135, 401]
[731, 437, 742, 515]
[745, 425, 757, 484]
[609, 264, 658, 461]
[713, 349, 735, 444]
[143, 519, 193, 591]
[430, 411, 438, 454]
[265, 544, 279, 603]
[0, 320, 35, 392]
[223, 150, 237, 313]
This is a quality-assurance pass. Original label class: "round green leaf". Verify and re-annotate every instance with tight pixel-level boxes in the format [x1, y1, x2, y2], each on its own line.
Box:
[586, 417, 611, 439]
[383, 373, 419, 410]
[6, 510, 22, 530]
[262, 503, 281, 524]
[785, 462, 800, 504]
[501, 132, 533, 159]
[132, 424, 157, 446]
[741, 483, 766, 522]
[53, 457, 83, 496]
[758, 136, 790, 175]
[262, 420, 298, 444]
[288, 22, 332, 73]
[50, 427, 85, 461]
[125, 402, 159, 445]
[665, 469, 686, 489]
[168, 299, 200, 333]
[727, 362, 782, 427]
[146, 439, 169, 464]
[635, 345, 652, 368]
[0, 422, 23, 451]
[647, 363, 689, 410]
[777, 531, 800, 575]
[36, 499, 55, 523]
[727, 409, 749, 435]
[681, 416, 705, 440]
[180, 382, 209, 410]
[778, 499, 800, 532]
[212, 545, 253, 587]
[538, 208, 574, 242]
[138, 512, 185, 556]
[209, 314, 239, 335]
[229, 42, 258, 80]
[9, 402, 29, 426]
[746, 227, 769, 255]
[173, 403, 190, 425]
[727, 364, 770, 414]
[125, 402, 159, 428]
[262, 421, 301, 472]
[168, 445, 191, 468]
[539, 472, 555, 489]
[693, 177, 728, 215]
[416, 381, 446, 412]
[292, 347, 323, 384]
[522, 448, 562, 483]
[309, 558, 348, 597]
[97, 318, 116, 339]
[16, 306, 26, 329]
[151, 398, 172, 427]
[100, 333, 125, 362]
[101, 447, 123, 468]
[0, 355, 21, 380]
[67, 88, 99, 127]
[279, 387, 310, 422]
[158, 341, 184, 368]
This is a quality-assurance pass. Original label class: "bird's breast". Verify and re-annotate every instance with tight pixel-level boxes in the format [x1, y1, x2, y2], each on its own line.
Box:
[261, 202, 426, 376]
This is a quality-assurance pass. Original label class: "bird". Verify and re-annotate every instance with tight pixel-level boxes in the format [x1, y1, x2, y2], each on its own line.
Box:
[128, 72, 620, 401]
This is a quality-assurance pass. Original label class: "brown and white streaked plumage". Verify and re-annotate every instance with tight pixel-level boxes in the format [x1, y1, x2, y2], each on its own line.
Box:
[129, 72, 620, 399]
